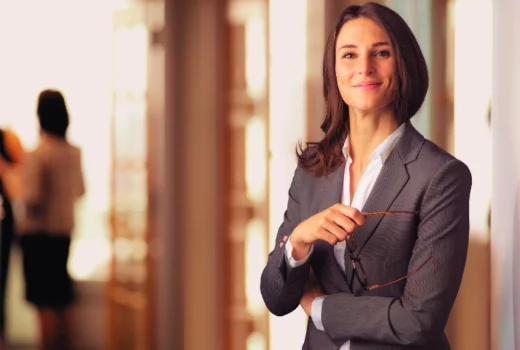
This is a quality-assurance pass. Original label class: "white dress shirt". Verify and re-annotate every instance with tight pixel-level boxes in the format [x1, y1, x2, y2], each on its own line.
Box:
[284, 123, 406, 349]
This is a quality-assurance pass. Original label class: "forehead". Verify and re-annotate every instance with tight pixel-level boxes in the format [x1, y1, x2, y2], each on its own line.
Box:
[336, 17, 390, 49]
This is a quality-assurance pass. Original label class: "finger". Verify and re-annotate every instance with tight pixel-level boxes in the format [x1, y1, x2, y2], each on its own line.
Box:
[316, 227, 340, 246]
[327, 211, 357, 234]
[319, 217, 348, 241]
[334, 204, 365, 226]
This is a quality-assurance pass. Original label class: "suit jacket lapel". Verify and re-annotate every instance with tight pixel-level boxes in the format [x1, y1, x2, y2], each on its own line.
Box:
[349, 122, 424, 257]
[352, 151, 409, 256]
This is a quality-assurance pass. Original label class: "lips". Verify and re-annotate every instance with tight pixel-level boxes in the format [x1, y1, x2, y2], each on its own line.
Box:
[354, 81, 382, 88]
[353, 81, 382, 90]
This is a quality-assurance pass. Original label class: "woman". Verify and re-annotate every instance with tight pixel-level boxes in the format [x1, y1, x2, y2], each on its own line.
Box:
[19, 89, 85, 350]
[260, 3, 471, 349]
[0, 128, 24, 350]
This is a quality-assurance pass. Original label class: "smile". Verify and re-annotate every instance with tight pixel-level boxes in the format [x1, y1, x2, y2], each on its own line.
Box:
[354, 82, 382, 90]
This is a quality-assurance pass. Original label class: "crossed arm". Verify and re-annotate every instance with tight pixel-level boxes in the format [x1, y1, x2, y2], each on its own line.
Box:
[260, 166, 312, 316]
[260, 159, 472, 345]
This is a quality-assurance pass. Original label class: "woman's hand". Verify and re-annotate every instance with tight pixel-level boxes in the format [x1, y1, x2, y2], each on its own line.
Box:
[290, 204, 365, 260]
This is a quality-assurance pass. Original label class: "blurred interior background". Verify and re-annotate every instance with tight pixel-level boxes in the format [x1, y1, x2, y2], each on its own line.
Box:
[0, 0, 518, 349]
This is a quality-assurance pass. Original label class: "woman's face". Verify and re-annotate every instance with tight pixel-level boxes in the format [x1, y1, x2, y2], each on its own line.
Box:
[335, 17, 396, 115]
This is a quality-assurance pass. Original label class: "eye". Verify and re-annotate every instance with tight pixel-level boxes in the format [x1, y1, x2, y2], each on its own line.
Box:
[375, 50, 391, 58]
[342, 52, 356, 59]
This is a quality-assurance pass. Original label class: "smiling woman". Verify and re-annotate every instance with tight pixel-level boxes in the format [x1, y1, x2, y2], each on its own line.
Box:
[298, 3, 428, 179]
[260, 2, 471, 350]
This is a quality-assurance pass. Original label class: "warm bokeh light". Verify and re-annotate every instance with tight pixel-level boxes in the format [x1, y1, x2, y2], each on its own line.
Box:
[245, 218, 267, 318]
[245, 116, 266, 204]
[245, 16, 267, 101]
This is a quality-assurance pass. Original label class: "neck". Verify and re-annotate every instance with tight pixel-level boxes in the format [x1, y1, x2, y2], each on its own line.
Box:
[347, 107, 399, 170]
[40, 131, 65, 142]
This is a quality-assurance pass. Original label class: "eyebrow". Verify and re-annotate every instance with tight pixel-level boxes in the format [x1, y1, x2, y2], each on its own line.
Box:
[336, 41, 390, 52]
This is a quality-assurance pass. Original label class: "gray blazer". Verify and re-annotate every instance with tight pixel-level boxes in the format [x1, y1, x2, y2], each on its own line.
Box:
[260, 123, 472, 349]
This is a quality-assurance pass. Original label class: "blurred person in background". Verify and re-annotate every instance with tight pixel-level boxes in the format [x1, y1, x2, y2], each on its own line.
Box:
[260, 2, 471, 349]
[0, 128, 24, 350]
[18, 89, 85, 350]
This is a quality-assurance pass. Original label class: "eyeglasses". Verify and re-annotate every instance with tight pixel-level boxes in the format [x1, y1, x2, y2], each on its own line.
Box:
[347, 210, 431, 294]
[361, 210, 418, 217]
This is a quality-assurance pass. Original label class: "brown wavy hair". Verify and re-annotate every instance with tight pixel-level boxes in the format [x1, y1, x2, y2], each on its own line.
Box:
[297, 2, 428, 177]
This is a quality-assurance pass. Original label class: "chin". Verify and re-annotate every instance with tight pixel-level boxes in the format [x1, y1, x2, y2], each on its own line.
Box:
[348, 95, 393, 115]
[351, 101, 384, 113]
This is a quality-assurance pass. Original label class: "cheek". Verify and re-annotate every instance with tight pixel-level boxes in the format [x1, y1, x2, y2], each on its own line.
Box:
[379, 61, 395, 82]
[336, 65, 358, 104]
[335, 64, 354, 88]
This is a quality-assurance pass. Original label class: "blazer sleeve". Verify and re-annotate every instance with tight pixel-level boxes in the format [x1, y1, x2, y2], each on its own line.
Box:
[260, 165, 312, 316]
[320, 159, 472, 345]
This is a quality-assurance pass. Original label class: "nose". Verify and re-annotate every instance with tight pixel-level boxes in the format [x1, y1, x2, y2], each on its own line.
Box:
[357, 56, 374, 76]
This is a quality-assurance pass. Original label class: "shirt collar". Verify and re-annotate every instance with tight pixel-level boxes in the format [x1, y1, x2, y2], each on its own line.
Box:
[342, 122, 406, 164]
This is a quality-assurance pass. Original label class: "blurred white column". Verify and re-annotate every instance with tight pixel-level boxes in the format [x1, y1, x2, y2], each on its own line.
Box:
[453, 0, 493, 241]
[268, 1, 308, 349]
[492, 1, 520, 350]
[446, 2, 493, 349]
